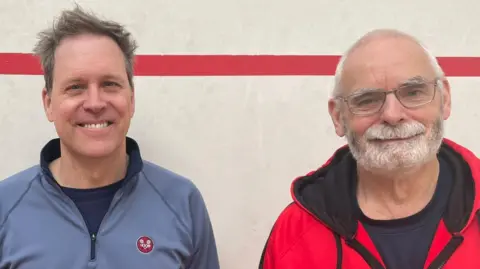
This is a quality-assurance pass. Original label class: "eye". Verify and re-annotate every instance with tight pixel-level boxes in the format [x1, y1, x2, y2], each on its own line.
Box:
[103, 81, 120, 87]
[67, 84, 85, 91]
[351, 92, 384, 107]
[401, 84, 429, 97]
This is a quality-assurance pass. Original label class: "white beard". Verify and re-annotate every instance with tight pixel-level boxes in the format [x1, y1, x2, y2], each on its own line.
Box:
[344, 118, 444, 173]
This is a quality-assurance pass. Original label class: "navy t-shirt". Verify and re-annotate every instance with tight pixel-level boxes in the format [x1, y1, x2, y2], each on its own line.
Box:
[360, 156, 452, 269]
[61, 179, 124, 235]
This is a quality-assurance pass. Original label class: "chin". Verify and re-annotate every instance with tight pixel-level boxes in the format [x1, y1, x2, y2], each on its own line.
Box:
[73, 139, 123, 159]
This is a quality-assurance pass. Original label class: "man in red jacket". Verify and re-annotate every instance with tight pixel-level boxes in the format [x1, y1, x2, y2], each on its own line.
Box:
[259, 29, 480, 269]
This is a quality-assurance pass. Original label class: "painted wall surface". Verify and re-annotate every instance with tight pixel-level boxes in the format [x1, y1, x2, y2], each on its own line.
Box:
[1, 0, 480, 268]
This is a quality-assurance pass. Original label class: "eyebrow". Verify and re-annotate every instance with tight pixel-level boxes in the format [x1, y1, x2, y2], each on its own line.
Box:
[348, 87, 382, 96]
[348, 76, 428, 96]
[61, 78, 85, 87]
[60, 74, 126, 86]
[398, 76, 428, 86]
[101, 74, 125, 82]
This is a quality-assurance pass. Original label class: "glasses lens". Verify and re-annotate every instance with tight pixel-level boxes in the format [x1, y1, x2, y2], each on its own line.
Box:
[348, 91, 385, 114]
[397, 83, 434, 107]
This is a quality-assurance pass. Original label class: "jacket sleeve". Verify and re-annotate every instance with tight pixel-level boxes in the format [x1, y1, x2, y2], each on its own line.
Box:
[259, 225, 278, 269]
[259, 208, 290, 269]
[185, 187, 220, 269]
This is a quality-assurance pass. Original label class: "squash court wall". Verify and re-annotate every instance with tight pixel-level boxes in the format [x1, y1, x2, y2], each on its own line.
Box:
[1, 0, 480, 268]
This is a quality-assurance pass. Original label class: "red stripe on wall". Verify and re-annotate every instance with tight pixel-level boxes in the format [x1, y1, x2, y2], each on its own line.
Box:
[0, 53, 479, 76]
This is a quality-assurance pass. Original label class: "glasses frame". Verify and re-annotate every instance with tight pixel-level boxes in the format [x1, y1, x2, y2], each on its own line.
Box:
[336, 77, 441, 116]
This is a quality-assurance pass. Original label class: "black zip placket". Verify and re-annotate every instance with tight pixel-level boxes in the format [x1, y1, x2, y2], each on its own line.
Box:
[344, 234, 463, 269]
[346, 239, 385, 269]
[426, 235, 464, 269]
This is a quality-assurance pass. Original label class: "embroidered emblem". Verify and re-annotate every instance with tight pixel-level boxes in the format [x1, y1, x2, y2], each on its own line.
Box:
[137, 236, 154, 254]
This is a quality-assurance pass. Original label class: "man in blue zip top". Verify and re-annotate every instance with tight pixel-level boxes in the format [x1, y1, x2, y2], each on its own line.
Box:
[0, 5, 220, 269]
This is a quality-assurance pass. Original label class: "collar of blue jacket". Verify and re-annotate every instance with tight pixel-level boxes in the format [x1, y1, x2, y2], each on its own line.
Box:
[39, 136, 144, 187]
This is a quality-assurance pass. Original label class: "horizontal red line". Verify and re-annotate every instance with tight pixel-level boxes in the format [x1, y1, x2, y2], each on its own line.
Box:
[0, 53, 479, 76]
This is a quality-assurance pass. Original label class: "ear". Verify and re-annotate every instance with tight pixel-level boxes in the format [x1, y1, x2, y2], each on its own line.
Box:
[328, 98, 345, 137]
[42, 88, 54, 122]
[440, 78, 451, 120]
[130, 87, 135, 118]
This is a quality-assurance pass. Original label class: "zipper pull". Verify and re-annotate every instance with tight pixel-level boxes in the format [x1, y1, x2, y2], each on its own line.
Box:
[90, 233, 98, 261]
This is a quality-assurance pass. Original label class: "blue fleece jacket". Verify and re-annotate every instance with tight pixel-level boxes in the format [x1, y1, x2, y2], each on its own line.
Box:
[0, 137, 220, 269]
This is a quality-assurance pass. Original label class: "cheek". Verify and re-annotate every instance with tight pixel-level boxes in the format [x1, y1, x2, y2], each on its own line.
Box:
[344, 115, 376, 137]
[409, 108, 440, 128]
[50, 100, 77, 122]
[112, 95, 133, 117]
[50, 103, 77, 136]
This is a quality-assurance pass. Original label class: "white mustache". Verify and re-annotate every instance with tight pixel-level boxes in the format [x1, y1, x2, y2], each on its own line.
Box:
[365, 122, 426, 140]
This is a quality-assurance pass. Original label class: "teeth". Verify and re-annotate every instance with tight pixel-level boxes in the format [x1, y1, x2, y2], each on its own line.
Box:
[82, 122, 109, 129]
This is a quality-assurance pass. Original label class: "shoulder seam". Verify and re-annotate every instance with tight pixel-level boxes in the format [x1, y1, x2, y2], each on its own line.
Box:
[140, 169, 191, 233]
[277, 216, 320, 262]
[274, 203, 335, 263]
[0, 171, 41, 232]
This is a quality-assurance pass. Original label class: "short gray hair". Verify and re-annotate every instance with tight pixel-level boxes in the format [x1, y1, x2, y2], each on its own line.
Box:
[33, 5, 138, 93]
[332, 29, 445, 98]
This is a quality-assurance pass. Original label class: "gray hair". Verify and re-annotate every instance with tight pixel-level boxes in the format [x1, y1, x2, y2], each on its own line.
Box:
[33, 5, 138, 93]
[332, 29, 445, 98]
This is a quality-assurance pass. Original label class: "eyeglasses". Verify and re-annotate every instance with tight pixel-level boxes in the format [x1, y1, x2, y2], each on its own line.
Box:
[336, 77, 440, 116]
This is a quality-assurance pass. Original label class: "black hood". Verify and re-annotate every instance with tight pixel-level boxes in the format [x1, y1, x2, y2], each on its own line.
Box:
[292, 142, 475, 240]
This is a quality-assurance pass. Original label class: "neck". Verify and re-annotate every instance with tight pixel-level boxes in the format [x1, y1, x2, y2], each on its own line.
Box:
[357, 157, 440, 220]
[50, 142, 129, 189]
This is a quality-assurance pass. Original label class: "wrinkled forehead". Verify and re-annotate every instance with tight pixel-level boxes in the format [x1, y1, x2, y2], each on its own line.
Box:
[339, 38, 438, 96]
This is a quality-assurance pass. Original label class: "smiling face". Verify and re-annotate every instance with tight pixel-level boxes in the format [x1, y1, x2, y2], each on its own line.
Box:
[42, 33, 135, 159]
[329, 35, 451, 172]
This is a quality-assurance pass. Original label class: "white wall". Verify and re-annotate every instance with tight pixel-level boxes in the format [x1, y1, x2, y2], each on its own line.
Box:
[1, 0, 480, 268]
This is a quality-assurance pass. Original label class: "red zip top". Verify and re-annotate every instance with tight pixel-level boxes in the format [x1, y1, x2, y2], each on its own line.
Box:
[258, 139, 480, 269]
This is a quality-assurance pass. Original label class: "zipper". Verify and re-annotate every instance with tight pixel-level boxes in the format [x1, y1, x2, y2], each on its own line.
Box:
[333, 233, 343, 269]
[55, 185, 126, 262]
[66, 197, 98, 261]
[426, 235, 463, 269]
[87, 190, 126, 261]
[346, 239, 385, 269]
[44, 168, 134, 263]
[90, 233, 97, 260]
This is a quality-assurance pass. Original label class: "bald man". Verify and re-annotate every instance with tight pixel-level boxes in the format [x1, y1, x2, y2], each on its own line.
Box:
[259, 29, 480, 269]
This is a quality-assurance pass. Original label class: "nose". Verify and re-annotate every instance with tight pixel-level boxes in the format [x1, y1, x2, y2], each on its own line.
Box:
[379, 92, 407, 125]
[83, 85, 107, 113]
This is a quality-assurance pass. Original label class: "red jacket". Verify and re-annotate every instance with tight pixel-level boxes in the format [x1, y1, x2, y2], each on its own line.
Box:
[259, 139, 480, 269]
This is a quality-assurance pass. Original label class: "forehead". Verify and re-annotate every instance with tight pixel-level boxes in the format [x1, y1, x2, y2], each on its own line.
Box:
[340, 37, 437, 94]
[52, 34, 128, 83]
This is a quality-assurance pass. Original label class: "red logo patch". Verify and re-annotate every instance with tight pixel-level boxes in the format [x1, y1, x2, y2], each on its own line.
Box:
[136, 236, 154, 254]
